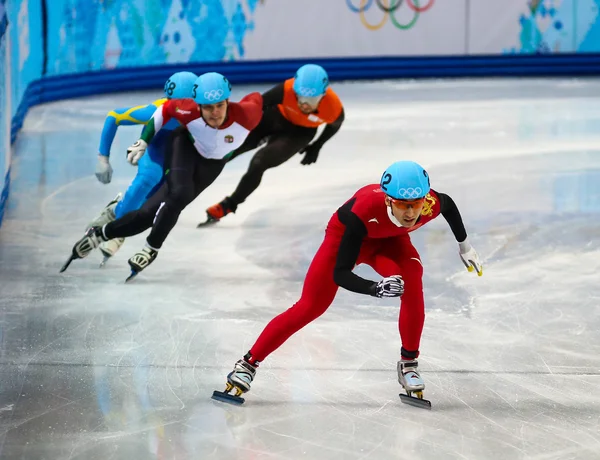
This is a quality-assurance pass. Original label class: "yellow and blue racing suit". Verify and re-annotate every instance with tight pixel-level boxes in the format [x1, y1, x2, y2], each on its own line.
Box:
[98, 98, 179, 219]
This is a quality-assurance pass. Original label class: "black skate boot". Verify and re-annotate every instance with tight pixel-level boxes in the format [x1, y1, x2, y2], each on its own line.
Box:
[212, 354, 258, 405]
[60, 226, 108, 273]
[125, 246, 158, 282]
[198, 197, 237, 228]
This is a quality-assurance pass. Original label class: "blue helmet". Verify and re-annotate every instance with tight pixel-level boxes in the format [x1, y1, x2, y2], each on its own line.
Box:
[163, 71, 198, 99]
[192, 72, 232, 104]
[293, 64, 329, 98]
[380, 161, 431, 200]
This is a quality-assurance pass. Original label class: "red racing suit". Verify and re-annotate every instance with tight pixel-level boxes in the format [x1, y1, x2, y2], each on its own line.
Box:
[248, 184, 467, 363]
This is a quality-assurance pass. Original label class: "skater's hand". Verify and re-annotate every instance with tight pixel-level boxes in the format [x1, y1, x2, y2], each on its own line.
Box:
[459, 239, 483, 276]
[126, 139, 148, 165]
[95, 155, 113, 184]
[299, 143, 321, 165]
[373, 275, 404, 298]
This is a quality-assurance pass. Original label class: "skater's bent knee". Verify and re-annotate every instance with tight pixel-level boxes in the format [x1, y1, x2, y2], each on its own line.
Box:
[288, 300, 330, 323]
[168, 187, 196, 208]
[248, 156, 267, 173]
[406, 257, 424, 278]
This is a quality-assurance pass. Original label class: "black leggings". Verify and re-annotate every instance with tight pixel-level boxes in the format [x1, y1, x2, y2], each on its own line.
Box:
[105, 127, 226, 248]
[228, 109, 317, 205]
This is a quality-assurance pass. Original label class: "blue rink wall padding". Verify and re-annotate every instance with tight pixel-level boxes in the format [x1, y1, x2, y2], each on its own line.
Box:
[2, 52, 600, 229]
[10, 53, 600, 144]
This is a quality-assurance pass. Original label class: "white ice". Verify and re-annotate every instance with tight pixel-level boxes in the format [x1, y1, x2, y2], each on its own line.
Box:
[0, 78, 600, 459]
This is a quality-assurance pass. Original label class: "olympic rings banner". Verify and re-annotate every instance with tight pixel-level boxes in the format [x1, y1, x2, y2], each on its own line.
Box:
[35, 0, 600, 74]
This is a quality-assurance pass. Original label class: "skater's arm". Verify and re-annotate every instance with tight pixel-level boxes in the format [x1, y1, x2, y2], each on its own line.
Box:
[98, 100, 165, 157]
[333, 208, 378, 295]
[261, 83, 285, 108]
[231, 92, 264, 131]
[437, 191, 483, 275]
[312, 108, 345, 148]
[437, 191, 467, 243]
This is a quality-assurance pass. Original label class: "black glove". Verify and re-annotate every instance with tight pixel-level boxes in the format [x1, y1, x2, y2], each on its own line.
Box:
[300, 143, 321, 165]
[370, 275, 405, 298]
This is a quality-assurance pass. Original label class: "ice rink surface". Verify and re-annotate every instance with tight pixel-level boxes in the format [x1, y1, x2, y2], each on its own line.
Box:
[1, 78, 600, 459]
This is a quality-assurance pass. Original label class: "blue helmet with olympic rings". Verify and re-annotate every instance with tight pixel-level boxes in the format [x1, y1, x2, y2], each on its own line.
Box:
[193, 72, 232, 105]
[293, 64, 329, 98]
[380, 161, 430, 200]
[163, 71, 198, 99]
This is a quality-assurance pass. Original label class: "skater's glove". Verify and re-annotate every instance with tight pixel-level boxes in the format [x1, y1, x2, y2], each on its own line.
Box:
[95, 155, 113, 184]
[459, 239, 483, 276]
[372, 275, 405, 298]
[126, 139, 148, 165]
[299, 143, 321, 165]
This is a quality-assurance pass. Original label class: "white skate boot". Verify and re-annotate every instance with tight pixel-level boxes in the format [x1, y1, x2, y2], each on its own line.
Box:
[397, 359, 431, 410]
[87, 193, 122, 229]
[212, 357, 258, 405]
[99, 237, 125, 267]
[125, 246, 158, 282]
[60, 227, 108, 273]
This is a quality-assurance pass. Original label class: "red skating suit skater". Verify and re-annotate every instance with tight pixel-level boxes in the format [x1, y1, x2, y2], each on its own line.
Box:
[213, 160, 483, 409]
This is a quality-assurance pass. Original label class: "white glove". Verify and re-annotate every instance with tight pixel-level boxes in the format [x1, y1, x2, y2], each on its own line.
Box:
[373, 275, 405, 298]
[126, 139, 148, 165]
[459, 239, 483, 276]
[95, 155, 113, 184]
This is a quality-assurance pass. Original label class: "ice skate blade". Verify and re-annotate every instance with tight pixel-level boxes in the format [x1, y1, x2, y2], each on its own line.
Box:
[99, 255, 111, 268]
[59, 254, 76, 273]
[125, 270, 139, 283]
[211, 390, 245, 405]
[197, 216, 219, 228]
[399, 393, 431, 410]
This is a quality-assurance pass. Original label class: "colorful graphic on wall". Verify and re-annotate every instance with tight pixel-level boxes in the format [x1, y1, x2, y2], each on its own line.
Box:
[345, 0, 435, 31]
[46, 0, 265, 75]
[0, 0, 8, 225]
[508, 0, 600, 53]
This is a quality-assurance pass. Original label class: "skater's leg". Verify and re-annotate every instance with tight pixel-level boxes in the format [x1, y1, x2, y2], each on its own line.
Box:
[114, 142, 165, 218]
[98, 141, 167, 263]
[369, 237, 425, 356]
[368, 237, 426, 394]
[248, 237, 341, 362]
[218, 236, 341, 399]
[103, 181, 168, 240]
[145, 133, 225, 249]
[228, 129, 316, 207]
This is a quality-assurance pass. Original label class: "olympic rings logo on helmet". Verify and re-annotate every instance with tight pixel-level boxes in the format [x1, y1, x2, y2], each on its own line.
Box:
[397, 187, 423, 199]
[203, 89, 225, 102]
[346, 0, 435, 31]
[296, 87, 319, 97]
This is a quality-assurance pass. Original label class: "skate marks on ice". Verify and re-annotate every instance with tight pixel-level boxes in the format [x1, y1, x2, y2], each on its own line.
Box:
[235, 149, 600, 316]
[214, 150, 600, 453]
[2, 86, 600, 456]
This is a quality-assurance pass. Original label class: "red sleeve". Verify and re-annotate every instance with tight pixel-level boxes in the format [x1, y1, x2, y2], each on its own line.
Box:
[164, 98, 201, 125]
[347, 188, 381, 226]
[227, 92, 263, 131]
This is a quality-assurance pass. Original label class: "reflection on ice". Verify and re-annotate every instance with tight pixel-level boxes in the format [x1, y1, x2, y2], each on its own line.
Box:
[1, 78, 600, 459]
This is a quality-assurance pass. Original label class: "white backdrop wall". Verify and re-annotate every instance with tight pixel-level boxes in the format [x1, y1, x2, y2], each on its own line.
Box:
[15, 0, 600, 76]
